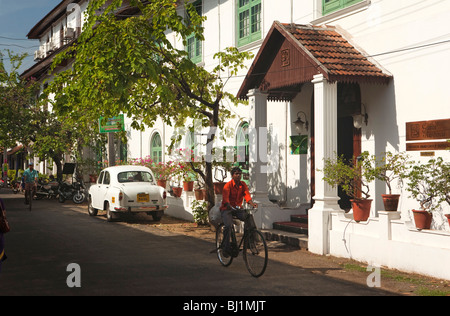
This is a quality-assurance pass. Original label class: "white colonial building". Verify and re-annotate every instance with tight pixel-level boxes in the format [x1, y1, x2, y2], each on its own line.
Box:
[23, 0, 450, 280]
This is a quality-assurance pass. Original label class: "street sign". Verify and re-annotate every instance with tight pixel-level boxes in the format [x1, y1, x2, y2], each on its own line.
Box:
[99, 115, 125, 133]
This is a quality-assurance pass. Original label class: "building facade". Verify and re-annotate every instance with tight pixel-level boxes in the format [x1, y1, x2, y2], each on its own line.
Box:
[23, 0, 450, 279]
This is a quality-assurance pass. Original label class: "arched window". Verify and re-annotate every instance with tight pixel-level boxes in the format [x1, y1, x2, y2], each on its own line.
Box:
[185, 130, 194, 151]
[150, 133, 162, 163]
[236, 122, 249, 164]
[236, 122, 250, 184]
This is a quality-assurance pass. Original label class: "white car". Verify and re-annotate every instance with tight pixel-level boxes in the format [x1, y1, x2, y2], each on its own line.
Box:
[88, 165, 168, 222]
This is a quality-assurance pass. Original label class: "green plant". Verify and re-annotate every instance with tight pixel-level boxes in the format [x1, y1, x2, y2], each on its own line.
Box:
[322, 151, 376, 200]
[7, 169, 17, 180]
[191, 200, 209, 225]
[404, 157, 448, 212]
[367, 152, 412, 194]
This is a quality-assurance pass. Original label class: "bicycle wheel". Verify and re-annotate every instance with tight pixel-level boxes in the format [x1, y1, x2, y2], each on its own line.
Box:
[215, 224, 233, 267]
[243, 229, 268, 277]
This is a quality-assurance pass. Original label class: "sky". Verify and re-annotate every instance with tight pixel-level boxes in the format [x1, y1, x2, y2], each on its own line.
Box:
[0, 0, 62, 75]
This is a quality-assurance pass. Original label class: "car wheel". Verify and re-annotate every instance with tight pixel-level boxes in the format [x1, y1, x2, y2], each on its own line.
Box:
[88, 196, 98, 216]
[152, 214, 162, 222]
[106, 202, 115, 222]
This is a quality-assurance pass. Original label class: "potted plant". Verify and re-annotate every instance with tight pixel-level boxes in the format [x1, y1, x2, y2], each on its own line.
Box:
[182, 166, 197, 192]
[170, 161, 186, 197]
[131, 156, 175, 188]
[404, 158, 447, 230]
[368, 152, 411, 211]
[213, 167, 227, 194]
[322, 152, 376, 222]
[194, 177, 206, 200]
[191, 200, 209, 225]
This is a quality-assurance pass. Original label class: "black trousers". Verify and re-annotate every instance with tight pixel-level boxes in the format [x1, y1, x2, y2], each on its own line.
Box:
[221, 208, 255, 252]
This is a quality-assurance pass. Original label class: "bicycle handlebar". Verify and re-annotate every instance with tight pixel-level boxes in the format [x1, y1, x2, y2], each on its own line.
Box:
[230, 206, 258, 213]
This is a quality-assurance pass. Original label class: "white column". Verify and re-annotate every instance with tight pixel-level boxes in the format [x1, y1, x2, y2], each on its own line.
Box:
[309, 74, 343, 255]
[246, 88, 278, 229]
[247, 88, 268, 195]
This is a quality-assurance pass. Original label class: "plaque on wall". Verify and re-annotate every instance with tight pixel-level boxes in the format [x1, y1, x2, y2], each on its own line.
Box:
[406, 118, 450, 141]
[406, 141, 450, 151]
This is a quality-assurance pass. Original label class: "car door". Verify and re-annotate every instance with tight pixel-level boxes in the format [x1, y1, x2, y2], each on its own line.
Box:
[91, 171, 104, 209]
[98, 171, 111, 210]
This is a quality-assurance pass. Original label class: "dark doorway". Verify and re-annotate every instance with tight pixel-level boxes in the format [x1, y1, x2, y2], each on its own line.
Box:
[337, 83, 362, 210]
[310, 82, 362, 210]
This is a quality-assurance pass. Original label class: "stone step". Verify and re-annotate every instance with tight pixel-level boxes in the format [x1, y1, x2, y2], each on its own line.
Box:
[273, 221, 308, 235]
[262, 229, 308, 249]
[290, 214, 308, 224]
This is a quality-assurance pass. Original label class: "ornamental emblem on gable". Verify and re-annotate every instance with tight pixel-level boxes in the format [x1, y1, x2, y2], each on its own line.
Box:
[281, 49, 290, 67]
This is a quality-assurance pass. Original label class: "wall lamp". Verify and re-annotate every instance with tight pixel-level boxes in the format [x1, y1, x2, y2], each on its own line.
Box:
[352, 104, 368, 129]
[293, 111, 309, 134]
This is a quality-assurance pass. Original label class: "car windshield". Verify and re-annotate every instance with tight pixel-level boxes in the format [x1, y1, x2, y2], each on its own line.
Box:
[117, 171, 154, 183]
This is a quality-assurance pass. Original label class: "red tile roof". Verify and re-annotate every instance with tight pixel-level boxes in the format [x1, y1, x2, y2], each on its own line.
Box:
[237, 22, 392, 100]
[283, 23, 391, 82]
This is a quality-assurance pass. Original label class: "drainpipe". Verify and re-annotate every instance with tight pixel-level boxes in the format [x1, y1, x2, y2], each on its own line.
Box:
[284, 101, 289, 205]
[291, 0, 293, 24]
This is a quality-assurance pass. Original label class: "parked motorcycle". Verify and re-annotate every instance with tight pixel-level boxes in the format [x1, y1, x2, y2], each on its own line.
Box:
[58, 180, 86, 204]
[9, 178, 21, 194]
[35, 179, 59, 200]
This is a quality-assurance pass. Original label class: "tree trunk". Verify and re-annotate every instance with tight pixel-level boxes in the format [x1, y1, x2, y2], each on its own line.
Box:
[205, 106, 220, 212]
[52, 155, 63, 181]
[205, 161, 215, 211]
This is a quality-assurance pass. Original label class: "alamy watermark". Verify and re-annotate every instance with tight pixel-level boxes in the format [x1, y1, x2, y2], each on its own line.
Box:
[366, 265, 381, 288]
[169, 119, 282, 174]
[66, 263, 81, 288]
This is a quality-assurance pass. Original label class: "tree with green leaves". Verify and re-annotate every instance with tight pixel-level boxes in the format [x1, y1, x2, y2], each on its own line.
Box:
[0, 50, 102, 180]
[0, 50, 37, 151]
[47, 0, 253, 209]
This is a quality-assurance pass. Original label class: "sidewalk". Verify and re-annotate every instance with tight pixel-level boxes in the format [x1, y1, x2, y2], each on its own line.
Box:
[1, 189, 449, 296]
[131, 210, 450, 296]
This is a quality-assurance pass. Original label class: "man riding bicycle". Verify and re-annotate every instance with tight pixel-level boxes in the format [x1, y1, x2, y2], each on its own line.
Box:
[23, 162, 38, 205]
[220, 167, 258, 258]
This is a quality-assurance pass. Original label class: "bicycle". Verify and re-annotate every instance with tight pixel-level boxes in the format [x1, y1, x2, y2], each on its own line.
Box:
[25, 183, 35, 212]
[215, 207, 268, 278]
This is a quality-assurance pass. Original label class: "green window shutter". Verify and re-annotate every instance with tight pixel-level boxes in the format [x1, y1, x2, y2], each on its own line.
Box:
[323, 0, 363, 15]
[186, 0, 203, 64]
[237, 0, 261, 47]
[151, 133, 162, 163]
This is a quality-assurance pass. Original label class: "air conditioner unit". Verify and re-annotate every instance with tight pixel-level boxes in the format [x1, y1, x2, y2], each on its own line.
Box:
[34, 50, 43, 61]
[46, 42, 56, 54]
[64, 28, 75, 40]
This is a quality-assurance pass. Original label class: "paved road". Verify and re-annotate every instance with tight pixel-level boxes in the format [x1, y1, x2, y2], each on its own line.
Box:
[0, 189, 395, 298]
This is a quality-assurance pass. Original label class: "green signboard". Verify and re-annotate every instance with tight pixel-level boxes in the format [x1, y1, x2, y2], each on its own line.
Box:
[99, 115, 125, 133]
[290, 135, 308, 155]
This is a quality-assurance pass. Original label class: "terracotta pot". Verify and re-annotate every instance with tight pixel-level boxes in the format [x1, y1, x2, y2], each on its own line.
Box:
[381, 194, 400, 211]
[183, 181, 194, 191]
[412, 210, 432, 230]
[350, 199, 372, 222]
[172, 187, 183, 198]
[444, 214, 450, 227]
[194, 189, 204, 200]
[157, 179, 167, 188]
[213, 182, 226, 194]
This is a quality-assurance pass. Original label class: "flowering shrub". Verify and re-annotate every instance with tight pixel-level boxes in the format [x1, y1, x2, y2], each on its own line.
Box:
[130, 156, 177, 181]
[171, 148, 199, 182]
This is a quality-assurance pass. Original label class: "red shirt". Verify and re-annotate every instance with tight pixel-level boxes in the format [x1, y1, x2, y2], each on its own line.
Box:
[220, 179, 252, 211]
